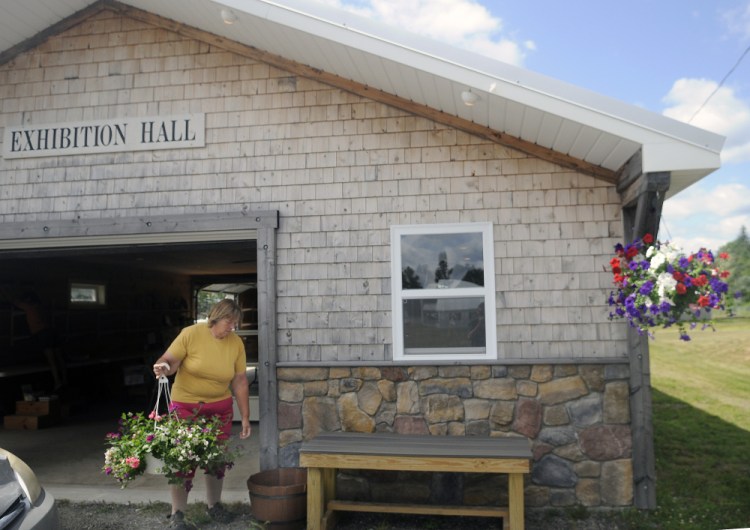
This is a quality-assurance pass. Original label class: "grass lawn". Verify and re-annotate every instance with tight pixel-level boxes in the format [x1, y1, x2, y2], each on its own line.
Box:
[633, 316, 750, 529]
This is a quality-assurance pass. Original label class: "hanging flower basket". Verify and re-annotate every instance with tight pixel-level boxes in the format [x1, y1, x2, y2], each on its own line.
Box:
[145, 452, 166, 475]
[607, 233, 733, 340]
[102, 377, 238, 490]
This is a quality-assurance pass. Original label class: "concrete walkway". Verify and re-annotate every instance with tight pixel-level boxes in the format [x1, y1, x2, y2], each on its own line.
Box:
[0, 407, 260, 505]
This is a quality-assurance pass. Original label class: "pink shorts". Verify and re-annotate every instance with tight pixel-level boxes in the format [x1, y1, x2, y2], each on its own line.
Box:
[171, 397, 233, 440]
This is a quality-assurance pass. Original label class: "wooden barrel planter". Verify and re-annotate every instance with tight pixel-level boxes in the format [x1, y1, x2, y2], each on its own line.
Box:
[247, 468, 307, 530]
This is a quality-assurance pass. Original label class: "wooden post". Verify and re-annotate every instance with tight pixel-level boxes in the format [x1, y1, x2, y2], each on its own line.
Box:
[257, 214, 280, 471]
[618, 169, 668, 509]
[508, 473, 524, 530]
[307, 467, 323, 530]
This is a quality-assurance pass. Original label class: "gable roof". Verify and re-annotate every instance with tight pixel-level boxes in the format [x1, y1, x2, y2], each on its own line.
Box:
[0, 0, 724, 198]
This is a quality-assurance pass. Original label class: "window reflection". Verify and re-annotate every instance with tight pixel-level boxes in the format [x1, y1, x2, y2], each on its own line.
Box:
[400, 233, 484, 289]
[403, 298, 486, 350]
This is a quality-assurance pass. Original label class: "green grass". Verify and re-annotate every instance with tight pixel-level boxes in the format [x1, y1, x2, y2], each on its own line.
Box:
[633, 316, 750, 529]
[650, 316, 750, 429]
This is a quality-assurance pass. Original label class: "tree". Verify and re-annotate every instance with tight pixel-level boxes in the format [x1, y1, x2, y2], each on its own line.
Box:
[402, 266, 422, 289]
[718, 225, 750, 305]
[434, 251, 453, 283]
[461, 266, 484, 287]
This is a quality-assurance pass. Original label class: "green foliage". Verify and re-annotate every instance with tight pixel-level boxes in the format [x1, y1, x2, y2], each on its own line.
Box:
[196, 290, 226, 320]
[719, 225, 750, 308]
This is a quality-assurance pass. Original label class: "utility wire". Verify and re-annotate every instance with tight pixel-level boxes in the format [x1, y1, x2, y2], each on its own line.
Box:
[688, 43, 750, 123]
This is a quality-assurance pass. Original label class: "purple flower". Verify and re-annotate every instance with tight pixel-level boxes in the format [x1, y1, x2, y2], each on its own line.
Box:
[639, 281, 654, 296]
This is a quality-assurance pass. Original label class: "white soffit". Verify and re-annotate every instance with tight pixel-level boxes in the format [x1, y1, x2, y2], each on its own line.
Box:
[0, 0, 726, 197]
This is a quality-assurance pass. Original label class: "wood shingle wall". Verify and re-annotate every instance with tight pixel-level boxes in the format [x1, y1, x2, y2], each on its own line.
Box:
[0, 8, 627, 364]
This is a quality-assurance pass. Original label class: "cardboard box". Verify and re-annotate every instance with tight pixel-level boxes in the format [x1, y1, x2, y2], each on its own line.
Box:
[3, 414, 59, 430]
[15, 400, 60, 417]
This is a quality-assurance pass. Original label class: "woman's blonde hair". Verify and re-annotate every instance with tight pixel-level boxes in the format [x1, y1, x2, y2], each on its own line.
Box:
[207, 299, 242, 328]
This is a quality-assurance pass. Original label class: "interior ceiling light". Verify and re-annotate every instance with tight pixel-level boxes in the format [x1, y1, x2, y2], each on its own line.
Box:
[461, 90, 479, 107]
[221, 8, 238, 24]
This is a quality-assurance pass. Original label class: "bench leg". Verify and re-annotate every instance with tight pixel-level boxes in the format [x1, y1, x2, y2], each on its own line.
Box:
[507, 473, 524, 530]
[307, 467, 323, 530]
[320, 468, 338, 530]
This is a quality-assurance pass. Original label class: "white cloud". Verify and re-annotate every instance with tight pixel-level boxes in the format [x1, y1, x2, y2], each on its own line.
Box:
[661, 183, 750, 251]
[661, 78, 750, 163]
[665, 183, 750, 217]
[329, 0, 528, 65]
[722, 2, 750, 40]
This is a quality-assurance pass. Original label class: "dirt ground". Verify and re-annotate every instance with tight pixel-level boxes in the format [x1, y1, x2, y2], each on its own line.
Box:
[56, 500, 630, 529]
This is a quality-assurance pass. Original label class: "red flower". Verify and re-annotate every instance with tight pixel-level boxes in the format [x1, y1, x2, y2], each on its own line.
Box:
[642, 233, 653, 244]
[692, 275, 708, 287]
[719, 252, 729, 260]
[720, 270, 731, 278]
[613, 274, 625, 284]
[697, 295, 710, 307]
[625, 247, 638, 259]
[673, 271, 684, 281]
[675, 283, 687, 295]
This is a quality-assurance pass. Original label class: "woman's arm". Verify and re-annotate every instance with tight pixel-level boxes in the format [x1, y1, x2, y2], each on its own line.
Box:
[152, 351, 181, 379]
[231, 370, 251, 439]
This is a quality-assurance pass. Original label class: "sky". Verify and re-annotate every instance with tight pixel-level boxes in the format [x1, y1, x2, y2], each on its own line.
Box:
[310, 0, 750, 253]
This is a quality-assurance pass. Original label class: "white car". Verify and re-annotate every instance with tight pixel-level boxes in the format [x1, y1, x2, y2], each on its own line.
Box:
[0, 448, 59, 530]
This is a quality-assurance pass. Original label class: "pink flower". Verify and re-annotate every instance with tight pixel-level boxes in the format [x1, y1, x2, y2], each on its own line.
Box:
[125, 457, 140, 469]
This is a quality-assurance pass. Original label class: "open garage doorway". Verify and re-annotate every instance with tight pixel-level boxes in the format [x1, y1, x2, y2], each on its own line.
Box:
[0, 239, 258, 414]
[0, 211, 280, 489]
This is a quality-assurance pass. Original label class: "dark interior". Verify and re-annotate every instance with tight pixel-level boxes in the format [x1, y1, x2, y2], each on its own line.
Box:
[0, 240, 258, 418]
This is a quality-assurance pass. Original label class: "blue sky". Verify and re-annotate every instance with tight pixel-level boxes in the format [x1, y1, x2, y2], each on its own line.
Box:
[316, 0, 750, 253]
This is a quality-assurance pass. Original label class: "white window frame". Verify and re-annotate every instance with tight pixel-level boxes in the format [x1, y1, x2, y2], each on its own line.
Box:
[69, 282, 107, 306]
[390, 222, 497, 361]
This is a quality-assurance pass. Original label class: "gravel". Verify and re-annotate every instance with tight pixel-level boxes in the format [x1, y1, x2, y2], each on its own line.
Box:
[56, 500, 633, 529]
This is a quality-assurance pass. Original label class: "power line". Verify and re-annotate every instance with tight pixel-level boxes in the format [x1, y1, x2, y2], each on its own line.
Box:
[688, 43, 750, 123]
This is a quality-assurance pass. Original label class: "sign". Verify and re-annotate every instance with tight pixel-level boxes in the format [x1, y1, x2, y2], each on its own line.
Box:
[2, 114, 205, 159]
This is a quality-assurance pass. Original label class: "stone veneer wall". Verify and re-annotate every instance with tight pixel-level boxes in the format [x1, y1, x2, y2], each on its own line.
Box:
[277, 364, 633, 508]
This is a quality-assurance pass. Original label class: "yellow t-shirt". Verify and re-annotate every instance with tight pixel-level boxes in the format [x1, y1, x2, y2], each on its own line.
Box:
[167, 322, 246, 403]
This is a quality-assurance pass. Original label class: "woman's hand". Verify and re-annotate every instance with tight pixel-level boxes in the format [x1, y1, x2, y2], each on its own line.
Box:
[152, 353, 179, 379]
[240, 418, 252, 439]
[153, 362, 170, 379]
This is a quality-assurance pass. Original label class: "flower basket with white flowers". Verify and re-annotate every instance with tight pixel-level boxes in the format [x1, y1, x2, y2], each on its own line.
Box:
[102, 377, 238, 491]
[607, 233, 733, 340]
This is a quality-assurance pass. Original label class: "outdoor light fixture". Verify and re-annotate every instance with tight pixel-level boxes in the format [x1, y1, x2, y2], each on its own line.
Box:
[221, 8, 238, 24]
[461, 90, 479, 107]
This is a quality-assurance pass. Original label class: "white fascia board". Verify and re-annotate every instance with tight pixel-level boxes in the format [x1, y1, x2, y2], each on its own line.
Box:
[641, 142, 722, 175]
[485, 77, 726, 157]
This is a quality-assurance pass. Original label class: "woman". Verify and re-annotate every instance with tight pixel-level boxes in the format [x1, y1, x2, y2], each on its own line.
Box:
[152, 299, 251, 529]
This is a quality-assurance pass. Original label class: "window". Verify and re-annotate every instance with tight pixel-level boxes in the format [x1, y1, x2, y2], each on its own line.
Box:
[391, 223, 497, 360]
[69, 282, 106, 306]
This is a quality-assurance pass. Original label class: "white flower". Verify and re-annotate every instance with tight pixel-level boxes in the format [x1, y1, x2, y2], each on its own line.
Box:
[656, 272, 677, 298]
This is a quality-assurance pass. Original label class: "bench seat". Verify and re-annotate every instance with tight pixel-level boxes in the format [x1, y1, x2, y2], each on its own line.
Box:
[299, 432, 531, 530]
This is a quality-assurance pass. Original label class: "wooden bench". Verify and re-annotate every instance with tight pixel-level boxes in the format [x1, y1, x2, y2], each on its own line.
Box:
[299, 432, 531, 530]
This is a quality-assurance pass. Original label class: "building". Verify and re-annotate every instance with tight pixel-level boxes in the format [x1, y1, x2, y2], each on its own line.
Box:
[0, 0, 724, 511]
